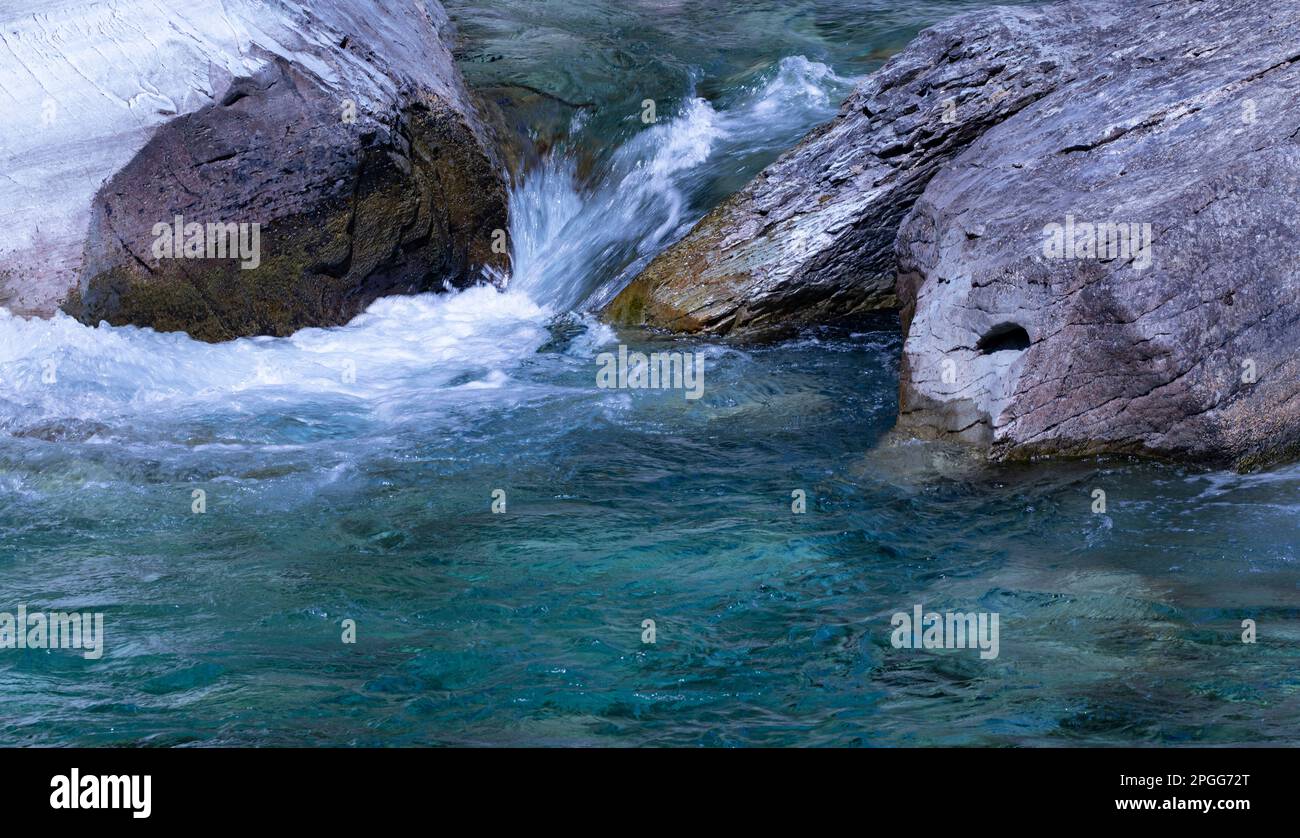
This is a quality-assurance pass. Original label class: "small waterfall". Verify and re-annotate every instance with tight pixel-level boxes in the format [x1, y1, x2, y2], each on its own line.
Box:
[507, 56, 856, 312]
[0, 57, 852, 438]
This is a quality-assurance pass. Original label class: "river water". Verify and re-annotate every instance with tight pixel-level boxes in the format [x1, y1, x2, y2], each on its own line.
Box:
[1, 0, 1297, 746]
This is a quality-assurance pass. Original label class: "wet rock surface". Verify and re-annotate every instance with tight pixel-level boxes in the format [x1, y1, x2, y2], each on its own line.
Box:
[603, 1, 1115, 337]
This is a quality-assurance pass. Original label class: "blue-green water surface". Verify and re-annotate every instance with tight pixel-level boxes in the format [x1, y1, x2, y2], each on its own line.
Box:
[1, 0, 1297, 746]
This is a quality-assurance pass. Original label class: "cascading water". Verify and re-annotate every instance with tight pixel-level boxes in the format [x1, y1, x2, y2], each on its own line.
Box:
[2, 1, 1298, 747]
[508, 57, 857, 311]
[0, 56, 852, 441]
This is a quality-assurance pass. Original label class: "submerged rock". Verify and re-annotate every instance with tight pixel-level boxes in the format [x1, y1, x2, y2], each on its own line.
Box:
[609, 0, 1300, 468]
[0, 0, 507, 341]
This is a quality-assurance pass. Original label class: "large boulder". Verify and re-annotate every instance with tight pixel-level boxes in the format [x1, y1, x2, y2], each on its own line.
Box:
[608, 0, 1300, 468]
[895, 0, 1300, 469]
[603, 2, 1120, 337]
[0, 0, 508, 341]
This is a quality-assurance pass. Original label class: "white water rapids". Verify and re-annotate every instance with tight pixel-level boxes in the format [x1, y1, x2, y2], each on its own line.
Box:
[0, 57, 854, 439]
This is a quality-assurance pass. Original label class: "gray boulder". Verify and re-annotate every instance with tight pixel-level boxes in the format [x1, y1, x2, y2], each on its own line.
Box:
[895, 0, 1300, 469]
[604, 1, 1120, 337]
[609, 0, 1300, 468]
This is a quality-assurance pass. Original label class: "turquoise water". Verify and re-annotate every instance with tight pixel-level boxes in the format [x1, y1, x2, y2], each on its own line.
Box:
[2, 1, 1298, 746]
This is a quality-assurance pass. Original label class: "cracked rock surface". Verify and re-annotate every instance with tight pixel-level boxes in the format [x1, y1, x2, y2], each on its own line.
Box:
[608, 0, 1300, 468]
[603, 0, 1114, 337]
[0, 0, 507, 340]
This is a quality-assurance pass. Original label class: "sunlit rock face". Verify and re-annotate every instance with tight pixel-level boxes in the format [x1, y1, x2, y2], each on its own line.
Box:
[0, 0, 507, 340]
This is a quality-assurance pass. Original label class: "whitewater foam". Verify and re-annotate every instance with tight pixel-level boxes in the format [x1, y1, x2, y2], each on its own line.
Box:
[0, 55, 852, 438]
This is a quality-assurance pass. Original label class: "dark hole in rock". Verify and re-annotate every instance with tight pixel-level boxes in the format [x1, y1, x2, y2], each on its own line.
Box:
[977, 322, 1031, 354]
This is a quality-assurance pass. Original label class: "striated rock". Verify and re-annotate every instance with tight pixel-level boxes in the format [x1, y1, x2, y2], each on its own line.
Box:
[895, 0, 1300, 468]
[0, 0, 507, 341]
[608, 0, 1300, 467]
[604, 2, 1118, 337]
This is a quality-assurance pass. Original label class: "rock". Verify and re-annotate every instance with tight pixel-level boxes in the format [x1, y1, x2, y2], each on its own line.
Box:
[603, 2, 1113, 338]
[474, 84, 597, 177]
[895, 0, 1300, 469]
[0, 0, 507, 341]
[608, 0, 1300, 468]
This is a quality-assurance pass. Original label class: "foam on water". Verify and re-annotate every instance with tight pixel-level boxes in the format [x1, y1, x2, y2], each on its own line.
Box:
[0, 287, 552, 434]
[0, 56, 851, 440]
[508, 56, 856, 311]
[8, 29, 1295, 747]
